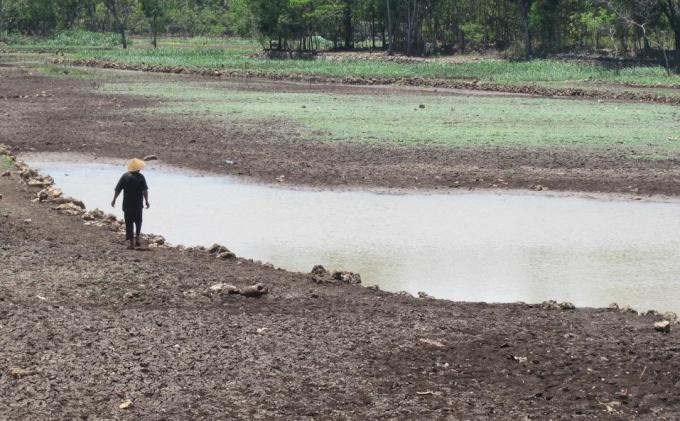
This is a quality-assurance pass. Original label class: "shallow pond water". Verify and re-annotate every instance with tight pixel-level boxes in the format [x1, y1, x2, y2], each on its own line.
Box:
[24, 154, 680, 313]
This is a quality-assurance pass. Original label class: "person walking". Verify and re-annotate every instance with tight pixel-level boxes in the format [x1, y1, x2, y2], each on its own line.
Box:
[111, 158, 150, 250]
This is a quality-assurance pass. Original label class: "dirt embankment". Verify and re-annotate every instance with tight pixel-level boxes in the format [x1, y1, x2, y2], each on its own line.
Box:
[53, 57, 680, 105]
[3, 64, 680, 198]
[2, 145, 680, 419]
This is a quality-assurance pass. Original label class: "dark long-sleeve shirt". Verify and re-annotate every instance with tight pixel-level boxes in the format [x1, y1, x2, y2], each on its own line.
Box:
[115, 172, 148, 212]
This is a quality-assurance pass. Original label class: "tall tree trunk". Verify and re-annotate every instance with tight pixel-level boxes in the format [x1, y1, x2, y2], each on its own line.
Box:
[343, 1, 353, 49]
[371, 14, 375, 50]
[660, 0, 680, 51]
[407, 0, 418, 55]
[106, 1, 128, 49]
[152, 15, 157, 48]
[520, 0, 532, 57]
[87, 0, 96, 31]
[120, 24, 128, 49]
[385, 0, 393, 54]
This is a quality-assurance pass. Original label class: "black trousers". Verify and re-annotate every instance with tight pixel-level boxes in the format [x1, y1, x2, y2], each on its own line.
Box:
[124, 208, 143, 240]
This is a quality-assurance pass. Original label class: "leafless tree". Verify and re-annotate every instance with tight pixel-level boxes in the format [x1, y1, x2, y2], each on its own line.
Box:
[602, 0, 673, 75]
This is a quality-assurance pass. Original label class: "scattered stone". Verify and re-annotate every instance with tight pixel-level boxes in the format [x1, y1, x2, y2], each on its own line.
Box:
[143, 154, 158, 161]
[417, 291, 431, 299]
[608, 303, 619, 310]
[332, 271, 361, 284]
[240, 283, 268, 298]
[55, 202, 85, 216]
[46, 186, 62, 199]
[217, 250, 236, 259]
[88, 208, 105, 219]
[36, 186, 65, 202]
[275, 175, 285, 183]
[655, 320, 671, 333]
[541, 300, 561, 310]
[601, 400, 622, 414]
[367, 285, 380, 291]
[223, 160, 236, 165]
[17, 165, 38, 180]
[26, 175, 54, 187]
[53, 197, 85, 209]
[206, 283, 240, 296]
[620, 305, 638, 315]
[207, 243, 228, 254]
[559, 302, 576, 310]
[663, 312, 678, 324]
[311, 265, 329, 276]
[36, 189, 50, 201]
[118, 400, 133, 410]
[396, 291, 413, 297]
[256, 327, 268, 334]
[23, 218, 32, 224]
[644, 310, 660, 317]
[145, 235, 166, 247]
[1, 171, 10, 177]
[123, 291, 141, 300]
[9, 367, 32, 378]
[419, 338, 445, 348]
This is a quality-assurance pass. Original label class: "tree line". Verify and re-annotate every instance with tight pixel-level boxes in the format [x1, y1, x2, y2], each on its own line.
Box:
[1, 0, 678, 57]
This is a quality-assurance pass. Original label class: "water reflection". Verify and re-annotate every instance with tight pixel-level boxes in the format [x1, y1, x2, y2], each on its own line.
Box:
[24, 154, 680, 312]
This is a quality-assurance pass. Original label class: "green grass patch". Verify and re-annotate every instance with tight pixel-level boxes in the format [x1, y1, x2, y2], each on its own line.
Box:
[0, 145, 14, 171]
[5, 30, 124, 50]
[70, 45, 680, 88]
[154, 36, 257, 49]
[35, 64, 93, 77]
[0, 155, 13, 171]
[100, 81, 680, 153]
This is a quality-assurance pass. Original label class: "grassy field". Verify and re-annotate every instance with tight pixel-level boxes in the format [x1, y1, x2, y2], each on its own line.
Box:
[72, 46, 680, 88]
[5, 32, 680, 89]
[100, 81, 680, 155]
[3, 30, 123, 50]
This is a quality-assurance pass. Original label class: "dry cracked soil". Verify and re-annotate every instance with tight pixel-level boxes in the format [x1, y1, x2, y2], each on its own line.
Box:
[1, 61, 680, 420]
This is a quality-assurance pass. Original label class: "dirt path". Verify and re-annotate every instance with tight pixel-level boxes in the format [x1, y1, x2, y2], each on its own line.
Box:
[2, 149, 680, 419]
[2, 63, 680, 197]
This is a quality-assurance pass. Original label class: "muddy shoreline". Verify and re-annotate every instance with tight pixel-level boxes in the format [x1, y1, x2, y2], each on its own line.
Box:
[3, 62, 680, 419]
[24, 150, 680, 205]
[3, 143, 680, 419]
[54, 57, 680, 105]
[2, 63, 680, 198]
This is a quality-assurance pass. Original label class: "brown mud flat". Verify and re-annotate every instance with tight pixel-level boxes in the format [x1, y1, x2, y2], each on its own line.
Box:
[2, 150, 680, 420]
[2, 62, 680, 419]
[3, 64, 680, 197]
[54, 57, 680, 105]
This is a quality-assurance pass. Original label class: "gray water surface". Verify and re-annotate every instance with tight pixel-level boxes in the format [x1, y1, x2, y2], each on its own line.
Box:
[24, 154, 680, 313]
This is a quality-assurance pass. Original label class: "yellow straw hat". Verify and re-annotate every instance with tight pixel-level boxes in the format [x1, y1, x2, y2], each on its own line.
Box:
[127, 158, 145, 172]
